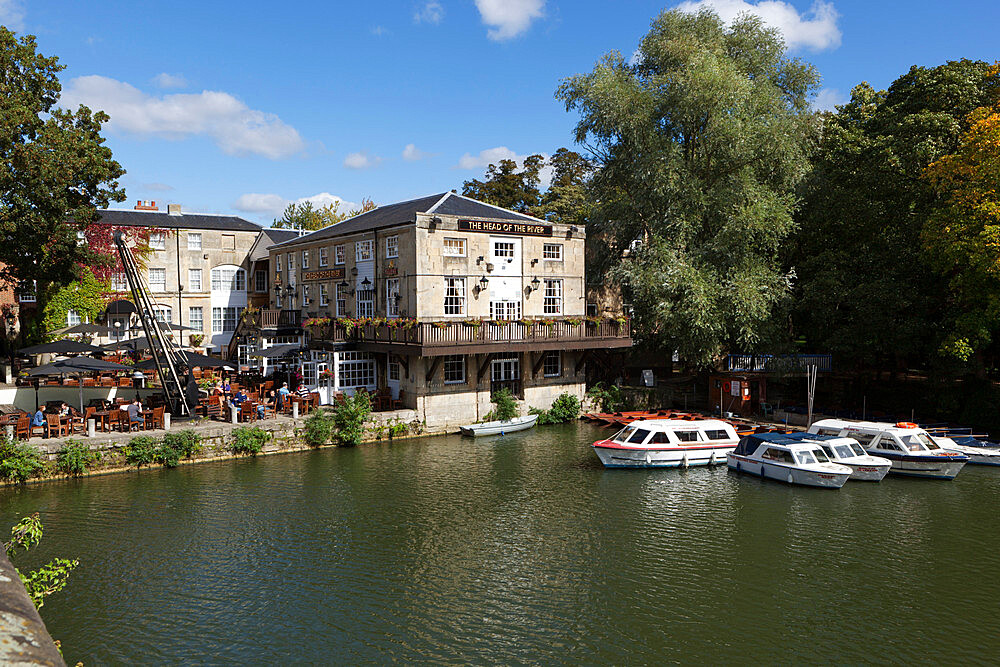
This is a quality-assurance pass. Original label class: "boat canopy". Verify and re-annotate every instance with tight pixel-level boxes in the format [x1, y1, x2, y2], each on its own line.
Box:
[732, 432, 837, 456]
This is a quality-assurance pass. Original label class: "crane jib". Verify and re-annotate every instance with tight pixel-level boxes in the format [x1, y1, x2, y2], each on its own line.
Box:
[113, 230, 196, 417]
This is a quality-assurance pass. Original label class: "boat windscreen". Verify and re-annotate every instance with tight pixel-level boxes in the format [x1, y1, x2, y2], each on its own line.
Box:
[614, 427, 636, 443]
[627, 429, 652, 444]
[796, 450, 817, 464]
[902, 433, 939, 452]
[813, 448, 831, 462]
[705, 429, 731, 440]
[834, 444, 855, 459]
[849, 443, 867, 456]
[733, 436, 760, 456]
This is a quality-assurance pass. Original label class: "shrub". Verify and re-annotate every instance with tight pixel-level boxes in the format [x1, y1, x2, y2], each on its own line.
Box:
[0, 438, 45, 483]
[124, 436, 158, 467]
[57, 440, 99, 476]
[388, 419, 409, 438]
[330, 392, 372, 447]
[230, 426, 271, 456]
[587, 382, 626, 413]
[154, 442, 181, 468]
[303, 410, 334, 447]
[488, 388, 519, 422]
[162, 430, 202, 459]
[531, 392, 582, 425]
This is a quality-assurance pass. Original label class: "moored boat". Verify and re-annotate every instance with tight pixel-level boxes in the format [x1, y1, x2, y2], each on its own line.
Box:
[727, 433, 853, 488]
[459, 414, 538, 437]
[808, 419, 968, 479]
[592, 419, 739, 468]
[931, 436, 1000, 466]
[811, 435, 892, 481]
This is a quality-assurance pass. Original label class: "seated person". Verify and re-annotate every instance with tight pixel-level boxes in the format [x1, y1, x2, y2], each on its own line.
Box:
[276, 382, 290, 409]
[212, 381, 224, 396]
[31, 408, 45, 428]
[126, 399, 144, 425]
[222, 379, 232, 395]
[296, 384, 310, 400]
[231, 389, 248, 406]
[257, 392, 273, 419]
[58, 402, 70, 417]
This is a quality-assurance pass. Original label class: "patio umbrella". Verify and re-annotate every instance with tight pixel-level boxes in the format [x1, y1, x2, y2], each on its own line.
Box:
[127, 322, 196, 332]
[133, 351, 235, 371]
[17, 339, 104, 356]
[101, 336, 153, 352]
[249, 344, 303, 358]
[28, 357, 132, 411]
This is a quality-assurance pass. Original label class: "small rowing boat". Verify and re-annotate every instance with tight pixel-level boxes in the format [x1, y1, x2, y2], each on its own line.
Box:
[459, 414, 538, 437]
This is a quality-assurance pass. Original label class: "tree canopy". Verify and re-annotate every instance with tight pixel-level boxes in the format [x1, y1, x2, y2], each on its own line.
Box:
[557, 8, 819, 365]
[273, 198, 376, 231]
[0, 28, 125, 293]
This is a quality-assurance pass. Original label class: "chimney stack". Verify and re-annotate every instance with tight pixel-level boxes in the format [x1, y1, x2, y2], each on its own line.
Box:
[134, 200, 158, 211]
[167, 204, 182, 215]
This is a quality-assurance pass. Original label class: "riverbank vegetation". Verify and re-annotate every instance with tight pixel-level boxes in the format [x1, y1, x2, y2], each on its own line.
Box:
[5, 514, 78, 610]
[530, 392, 581, 425]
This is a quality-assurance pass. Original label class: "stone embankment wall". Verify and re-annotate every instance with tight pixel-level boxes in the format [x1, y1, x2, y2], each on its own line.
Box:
[0, 548, 65, 666]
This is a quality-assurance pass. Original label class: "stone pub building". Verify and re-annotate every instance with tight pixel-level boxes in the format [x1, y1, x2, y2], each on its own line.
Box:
[246, 192, 630, 429]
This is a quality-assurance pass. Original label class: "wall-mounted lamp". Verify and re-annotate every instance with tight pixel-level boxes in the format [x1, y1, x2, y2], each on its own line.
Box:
[486, 263, 494, 272]
[479, 276, 490, 290]
[476, 256, 484, 264]
[530, 276, 541, 292]
[338, 280, 349, 289]
[361, 276, 372, 289]
[530, 258, 539, 266]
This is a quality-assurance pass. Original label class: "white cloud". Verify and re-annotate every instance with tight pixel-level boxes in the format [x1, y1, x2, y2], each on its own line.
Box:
[813, 87, 846, 111]
[475, 0, 545, 41]
[60, 75, 305, 159]
[371, 25, 389, 36]
[673, 0, 841, 51]
[0, 0, 25, 31]
[343, 151, 383, 170]
[402, 143, 432, 161]
[233, 192, 358, 218]
[152, 72, 187, 89]
[414, 1, 444, 24]
[456, 146, 554, 189]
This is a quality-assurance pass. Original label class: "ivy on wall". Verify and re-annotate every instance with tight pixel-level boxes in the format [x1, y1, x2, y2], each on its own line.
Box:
[42, 268, 107, 335]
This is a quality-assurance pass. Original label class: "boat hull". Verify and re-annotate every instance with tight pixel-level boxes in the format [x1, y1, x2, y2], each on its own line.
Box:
[460, 414, 538, 437]
[842, 461, 892, 481]
[592, 442, 734, 468]
[937, 444, 1000, 466]
[726, 455, 851, 488]
[873, 453, 968, 479]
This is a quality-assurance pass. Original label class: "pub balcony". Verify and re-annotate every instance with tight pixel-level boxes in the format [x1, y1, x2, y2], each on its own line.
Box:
[301, 317, 633, 357]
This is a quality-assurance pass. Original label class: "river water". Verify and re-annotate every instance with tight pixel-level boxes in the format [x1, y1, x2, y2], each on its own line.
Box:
[2, 421, 998, 664]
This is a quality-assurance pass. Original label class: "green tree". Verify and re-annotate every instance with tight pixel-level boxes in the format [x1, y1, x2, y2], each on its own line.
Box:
[273, 198, 376, 231]
[531, 148, 592, 225]
[462, 155, 544, 213]
[5, 514, 78, 610]
[42, 267, 107, 335]
[792, 60, 1000, 372]
[557, 8, 819, 366]
[0, 28, 125, 304]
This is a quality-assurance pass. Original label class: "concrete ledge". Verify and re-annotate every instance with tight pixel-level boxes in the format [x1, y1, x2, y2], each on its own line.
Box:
[0, 549, 65, 666]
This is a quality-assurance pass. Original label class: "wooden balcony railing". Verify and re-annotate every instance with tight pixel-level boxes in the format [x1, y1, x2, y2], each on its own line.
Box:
[303, 317, 632, 354]
[258, 309, 302, 328]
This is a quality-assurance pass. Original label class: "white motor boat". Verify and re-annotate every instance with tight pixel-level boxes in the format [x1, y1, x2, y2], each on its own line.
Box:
[811, 436, 892, 481]
[459, 414, 538, 437]
[808, 419, 969, 479]
[591, 419, 740, 468]
[727, 433, 853, 488]
[932, 436, 1000, 467]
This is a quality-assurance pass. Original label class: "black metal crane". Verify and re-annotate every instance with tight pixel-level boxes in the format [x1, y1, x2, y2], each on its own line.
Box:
[113, 230, 198, 417]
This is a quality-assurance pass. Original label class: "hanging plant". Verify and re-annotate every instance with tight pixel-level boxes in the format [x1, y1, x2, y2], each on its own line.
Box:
[613, 316, 628, 327]
[319, 369, 335, 380]
[462, 319, 483, 328]
[189, 333, 204, 347]
[401, 318, 418, 330]
[585, 315, 602, 326]
[431, 321, 449, 329]
[564, 317, 583, 326]
[338, 318, 357, 336]
[517, 318, 534, 327]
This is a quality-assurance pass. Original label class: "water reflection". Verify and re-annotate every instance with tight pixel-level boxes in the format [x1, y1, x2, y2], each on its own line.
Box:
[1, 422, 998, 664]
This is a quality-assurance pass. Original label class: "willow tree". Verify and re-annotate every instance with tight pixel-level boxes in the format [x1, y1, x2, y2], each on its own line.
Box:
[557, 8, 819, 365]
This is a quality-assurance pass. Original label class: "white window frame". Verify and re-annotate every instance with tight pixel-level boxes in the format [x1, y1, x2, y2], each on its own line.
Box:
[543, 243, 563, 261]
[443, 238, 466, 257]
[287, 253, 294, 272]
[444, 277, 466, 316]
[338, 351, 376, 389]
[188, 306, 203, 332]
[356, 240, 374, 262]
[543, 278, 563, 315]
[111, 273, 128, 292]
[17, 281, 36, 303]
[443, 355, 466, 384]
[319, 284, 329, 307]
[335, 244, 345, 265]
[188, 233, 202, 251]
[543, 351, 561, 377]
[493, 240, 515, 258]
[188, 268, 202, 292]
[276, 255, 282, 273]
[302, 285, 309, 308]
[388, 362, 401, 382]
[211, 267, 246, 291]
[356, 286, 374, 318]
[254, 269, 267, 293]
[319, 247, 329, 267]
[148, 267, 166, 292]
[66, 309, 83, 327]
[153, 305, 172, 323]
[385, 235, 399, 259]
[212, 306, 243, 333]
[150, 232, 166, 251]
[336, 283, 348, 317]
[301, 250, 310, 270]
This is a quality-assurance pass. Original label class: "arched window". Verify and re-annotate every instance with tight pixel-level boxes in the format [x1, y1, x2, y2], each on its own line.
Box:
[153, 305, 172, 323]
[211, 266, 246, 291]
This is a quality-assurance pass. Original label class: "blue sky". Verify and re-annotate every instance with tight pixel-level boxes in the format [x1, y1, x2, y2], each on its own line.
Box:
[5, 0, 999, 224]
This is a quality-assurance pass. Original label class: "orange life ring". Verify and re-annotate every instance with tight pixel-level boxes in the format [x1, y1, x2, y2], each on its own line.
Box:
[895, 422, 918, 429]
[722, 380, 731, 393]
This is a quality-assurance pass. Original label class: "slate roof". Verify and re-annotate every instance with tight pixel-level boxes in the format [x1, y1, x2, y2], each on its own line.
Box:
[248, 228, 300, 262]
[97, 209, 263, 232]
[271, 192, 543, 249]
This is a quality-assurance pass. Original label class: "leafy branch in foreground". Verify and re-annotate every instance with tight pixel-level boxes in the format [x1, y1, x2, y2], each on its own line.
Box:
[5, 513, 78, 609]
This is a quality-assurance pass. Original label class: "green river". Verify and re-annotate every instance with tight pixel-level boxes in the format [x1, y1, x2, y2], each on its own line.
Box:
[2, 421, 998, 664]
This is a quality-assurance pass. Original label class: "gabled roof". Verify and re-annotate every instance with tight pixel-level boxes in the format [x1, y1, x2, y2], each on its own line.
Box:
[248, 228, 300, 262]
[97, 209, 263, 232]
[271, 192, 544, 249]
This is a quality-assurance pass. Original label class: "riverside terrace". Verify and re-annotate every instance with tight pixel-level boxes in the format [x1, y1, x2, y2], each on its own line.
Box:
[230, 192, 633, 431]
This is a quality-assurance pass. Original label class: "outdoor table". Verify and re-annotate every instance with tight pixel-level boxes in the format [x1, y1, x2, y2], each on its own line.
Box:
[93, 411, 112, 432]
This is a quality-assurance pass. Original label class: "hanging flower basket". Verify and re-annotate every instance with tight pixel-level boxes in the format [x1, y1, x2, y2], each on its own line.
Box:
[431, 321, 449, 329]
[564, 317, 583, 326]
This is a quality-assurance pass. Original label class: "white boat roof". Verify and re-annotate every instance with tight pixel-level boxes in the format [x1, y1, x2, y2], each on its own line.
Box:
[626, 419, 735, 430]
[811, 418, 924, 434]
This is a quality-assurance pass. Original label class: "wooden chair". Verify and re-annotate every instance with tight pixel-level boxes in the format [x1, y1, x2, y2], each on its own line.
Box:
[260, 402, 275, 420]
[118, 409, 142, 432]
[100, 377, 115, 387]
[15, 413, 30, 441]
[238, 401, 256, 423]
[391, 390, 403, 411]
[119, 377, 131, 387]
[45, 413, 69, 438]
[205, 396, 223, 420]
[82, 377, 97, 387]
